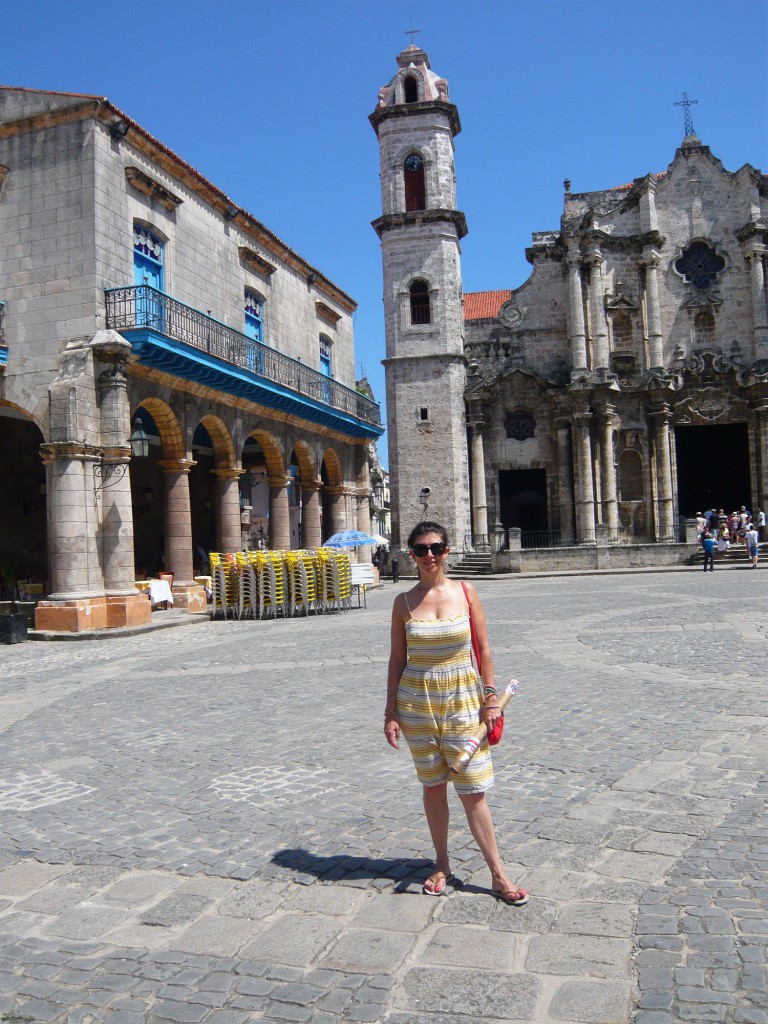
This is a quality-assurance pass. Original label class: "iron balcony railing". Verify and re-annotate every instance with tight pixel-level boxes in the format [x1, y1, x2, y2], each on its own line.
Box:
[105, 285, 381, 427]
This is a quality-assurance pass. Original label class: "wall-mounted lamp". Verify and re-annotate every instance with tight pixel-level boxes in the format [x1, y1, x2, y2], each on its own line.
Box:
[129, 417, 151, 459]
[109, 119, 130, 140]
[132, 484, 154, 517]
[224, 204, 239, 220]
[306, 271, 319, 285]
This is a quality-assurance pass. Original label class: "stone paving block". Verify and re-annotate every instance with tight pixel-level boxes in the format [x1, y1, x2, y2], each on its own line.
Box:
[243, 915, 340, 967]
[595, 850, 675, 883]
[548, 978, 632, 1022]
[553, 901, 633, 937]
[401, 966, 541, 1017]
[420, 924, 516, 968]
[526, 934, 632, 979]
[46, 905, 131, 939]
[140, 893, 211, 927]
[17, 884, 94, 915]
[0, 861, 67, 896]
[491, 896, 559, 934]
[351, 892, 437, 931]
[218, 880, 292, 920]
[321, 928, 415, 974]
[100, 872, 178, 906]
[150, 999, 210, 1022]
[107, 923, 174, 949]
[174, 915, 255, 956]
[282, 883, 369, 918]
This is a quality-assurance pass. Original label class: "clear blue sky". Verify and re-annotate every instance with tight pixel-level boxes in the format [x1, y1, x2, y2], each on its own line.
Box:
[5, 0, 767, 468]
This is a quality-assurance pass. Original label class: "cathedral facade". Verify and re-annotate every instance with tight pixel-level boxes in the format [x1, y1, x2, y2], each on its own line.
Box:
[373, 46, 768, 566]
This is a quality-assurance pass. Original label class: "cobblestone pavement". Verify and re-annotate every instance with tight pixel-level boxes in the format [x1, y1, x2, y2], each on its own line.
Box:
[0, 569, 765, 1024]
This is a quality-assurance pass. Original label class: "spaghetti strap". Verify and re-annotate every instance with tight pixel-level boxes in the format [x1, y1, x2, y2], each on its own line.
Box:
[460, 580, 471, 612]
[403, 592, 412, 616]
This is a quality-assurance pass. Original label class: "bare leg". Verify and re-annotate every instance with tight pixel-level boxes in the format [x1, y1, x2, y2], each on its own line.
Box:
[422, 783, 450, 890]
[459, 791, 526, 900]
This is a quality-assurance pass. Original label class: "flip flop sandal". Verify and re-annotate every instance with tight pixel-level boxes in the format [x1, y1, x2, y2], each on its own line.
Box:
[422, 871, 449, 896]
[492, 887, 529, 906]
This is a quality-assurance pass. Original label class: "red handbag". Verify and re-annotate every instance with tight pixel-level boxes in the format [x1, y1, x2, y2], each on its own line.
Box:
[461, 582, 504, 745]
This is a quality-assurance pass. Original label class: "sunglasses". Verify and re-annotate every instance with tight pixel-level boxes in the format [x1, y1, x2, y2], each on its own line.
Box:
[411, 542, 446, 557]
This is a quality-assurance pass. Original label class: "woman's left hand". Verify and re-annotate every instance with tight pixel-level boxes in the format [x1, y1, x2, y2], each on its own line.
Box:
[482, 702, 502, 728]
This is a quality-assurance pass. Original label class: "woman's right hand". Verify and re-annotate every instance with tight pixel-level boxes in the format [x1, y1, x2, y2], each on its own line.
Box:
[384, 715, 400, 749]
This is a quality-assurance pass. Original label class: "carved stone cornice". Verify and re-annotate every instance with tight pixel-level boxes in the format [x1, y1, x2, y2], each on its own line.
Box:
[238, 246, 277, 277]
[735, 220, 768, 244]
[372, 208, 468, 239]
[369, 99, 461, 138]
[125, 166, 183, 211]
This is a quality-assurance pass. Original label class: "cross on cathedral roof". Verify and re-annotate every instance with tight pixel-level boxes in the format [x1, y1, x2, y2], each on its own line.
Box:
[404, 25, 420, 47]
[674, 91, 699, 139]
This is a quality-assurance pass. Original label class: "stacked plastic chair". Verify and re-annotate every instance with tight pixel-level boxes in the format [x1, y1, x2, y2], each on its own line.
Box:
[210, 552, 239, 618]
[236, 552, 258, 619]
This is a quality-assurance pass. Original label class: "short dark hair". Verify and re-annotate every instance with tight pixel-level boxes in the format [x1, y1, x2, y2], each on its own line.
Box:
[407, 521, 449, 548]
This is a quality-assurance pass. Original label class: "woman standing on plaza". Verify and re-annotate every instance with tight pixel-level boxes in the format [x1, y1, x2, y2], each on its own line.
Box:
[384, 521, 527, 904]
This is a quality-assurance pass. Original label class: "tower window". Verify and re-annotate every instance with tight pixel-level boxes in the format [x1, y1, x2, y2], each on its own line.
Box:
[404, 153, 426, 212]
[404, 75, 418, 103]
[419, 407, 429, 421]
[409, 280, 431, 325]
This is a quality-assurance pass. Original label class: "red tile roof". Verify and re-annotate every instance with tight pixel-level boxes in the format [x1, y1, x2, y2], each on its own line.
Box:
[463, 290, 511, 320]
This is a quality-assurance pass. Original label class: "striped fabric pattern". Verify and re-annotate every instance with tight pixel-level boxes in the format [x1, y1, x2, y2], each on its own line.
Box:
[397, 614, 494, 794]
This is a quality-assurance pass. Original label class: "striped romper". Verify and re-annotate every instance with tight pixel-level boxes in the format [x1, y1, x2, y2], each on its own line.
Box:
[397, 594, 495, 795]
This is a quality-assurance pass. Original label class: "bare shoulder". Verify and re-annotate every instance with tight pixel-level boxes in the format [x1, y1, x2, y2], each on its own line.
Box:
[392, 592, 410, 620]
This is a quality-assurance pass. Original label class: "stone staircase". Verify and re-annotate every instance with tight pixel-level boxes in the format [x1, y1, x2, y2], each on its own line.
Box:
[687, 541, 765, 568]
[449, 550, 494, 577]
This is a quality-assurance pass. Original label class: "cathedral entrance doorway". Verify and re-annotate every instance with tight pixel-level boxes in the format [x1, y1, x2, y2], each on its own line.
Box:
[498, 469, 548, 541]
[674, 423, 750, 517]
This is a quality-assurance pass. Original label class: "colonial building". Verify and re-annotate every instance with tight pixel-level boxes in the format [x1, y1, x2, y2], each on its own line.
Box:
[372, 46, 768, 565]
[0, 87, 382, 631]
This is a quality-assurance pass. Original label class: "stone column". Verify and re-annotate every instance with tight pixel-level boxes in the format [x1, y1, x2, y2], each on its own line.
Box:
[211, 468, 244, 553]
[301, 481, 322, 549]
[597, 403, 620, 531]
[745, 243, 768, 360]
[642, 250, 664, 370]
[555, 417, 576, 544]
[325, 486, 347, 538]
[566, 246, 589, 373]
[94, 357, 151, 628]
[268, 476, 291, 549]
[573, 410, 596, 543]
[158, 458, 206, 612]
[751, 400, 768, 518]
[649, 405, 675, 541]
[355, 489, 372, 538]
[468, 419, 489, 541]
[34, 442, 110, 632]
[586, 247, 609, 371]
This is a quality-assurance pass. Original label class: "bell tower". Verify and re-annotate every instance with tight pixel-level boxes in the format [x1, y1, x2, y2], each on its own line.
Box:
[370, 43, 470, 553]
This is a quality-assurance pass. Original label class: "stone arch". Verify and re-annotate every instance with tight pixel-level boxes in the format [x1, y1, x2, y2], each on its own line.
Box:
[321, 448, 343, 488]
[197, 414, 235, 468]
[134, 397, 184, 460]
[0, 398, 46, 437]
[291, 439, 317, 485]
[247, 428, 286, 479]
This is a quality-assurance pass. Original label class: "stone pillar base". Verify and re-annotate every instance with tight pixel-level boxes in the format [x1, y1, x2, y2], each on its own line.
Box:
[172, 584, 208, 614]
[35, 596, 109, 633]
[106, 592, 152, 629]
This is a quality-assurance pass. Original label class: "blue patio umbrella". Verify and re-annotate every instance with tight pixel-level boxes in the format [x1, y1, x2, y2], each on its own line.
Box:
[323, 530, 379, 547]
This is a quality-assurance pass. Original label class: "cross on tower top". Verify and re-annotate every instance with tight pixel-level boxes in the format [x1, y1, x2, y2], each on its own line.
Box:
[674, 91, 699, 138]
[404, 25, 420, 47]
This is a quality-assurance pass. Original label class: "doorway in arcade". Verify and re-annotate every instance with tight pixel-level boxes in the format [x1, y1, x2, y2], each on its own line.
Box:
[675, 423, 750, 517]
